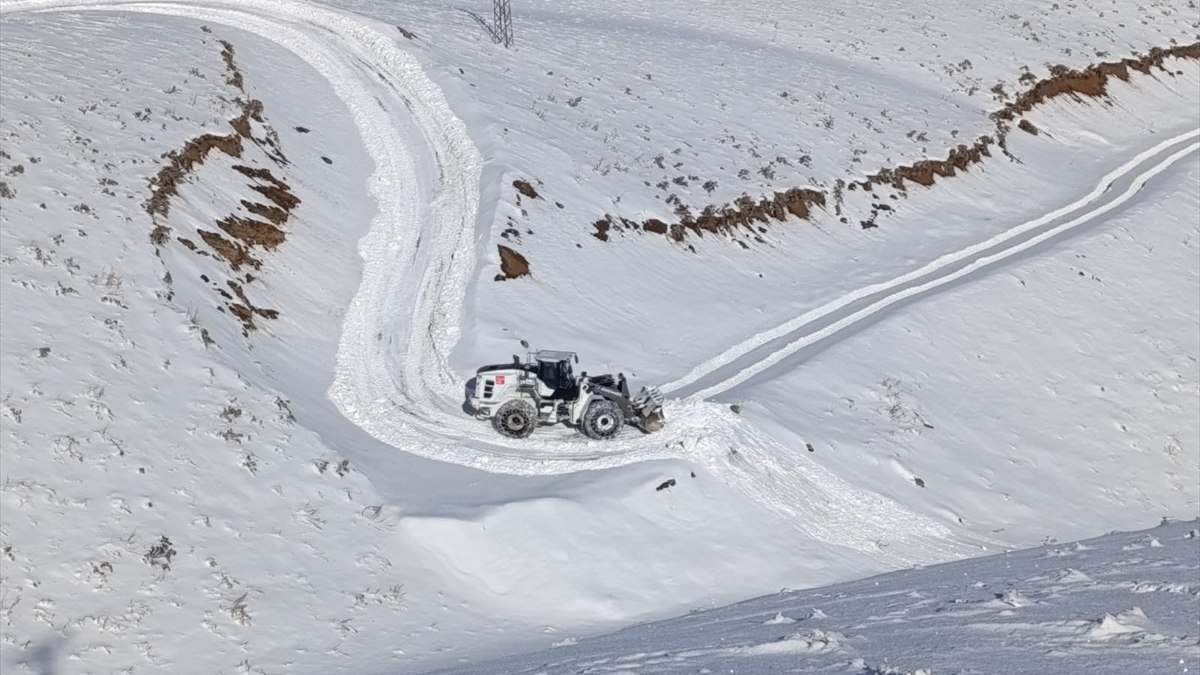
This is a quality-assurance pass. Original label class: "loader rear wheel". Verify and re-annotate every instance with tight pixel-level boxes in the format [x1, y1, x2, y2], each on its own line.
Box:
[581, 399, 624, 440]
[492, 399, 538, 438]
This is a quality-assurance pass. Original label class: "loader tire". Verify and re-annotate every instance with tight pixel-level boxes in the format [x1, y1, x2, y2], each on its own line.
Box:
[492, 399, 538, 439]
[581, 399, 624, 440]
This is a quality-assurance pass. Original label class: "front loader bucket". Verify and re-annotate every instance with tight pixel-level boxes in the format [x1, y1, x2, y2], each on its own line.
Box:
[631, 386, 665, 433]
[640, 408, 666, 432]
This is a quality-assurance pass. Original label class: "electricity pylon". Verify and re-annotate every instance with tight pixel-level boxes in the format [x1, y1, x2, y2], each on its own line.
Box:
[493, 0, 513, 48]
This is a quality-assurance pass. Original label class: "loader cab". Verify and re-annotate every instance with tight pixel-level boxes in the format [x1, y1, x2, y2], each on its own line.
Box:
[533, 350, 579, 400]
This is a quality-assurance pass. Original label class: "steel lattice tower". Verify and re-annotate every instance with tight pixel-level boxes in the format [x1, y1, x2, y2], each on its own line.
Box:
[493, 0, 513, 48]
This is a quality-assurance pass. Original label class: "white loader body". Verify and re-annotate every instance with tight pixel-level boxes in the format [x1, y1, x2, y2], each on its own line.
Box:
[469, 349, 664, 440]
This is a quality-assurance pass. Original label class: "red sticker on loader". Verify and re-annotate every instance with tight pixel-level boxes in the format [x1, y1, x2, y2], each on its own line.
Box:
[495, 375, 505, 385]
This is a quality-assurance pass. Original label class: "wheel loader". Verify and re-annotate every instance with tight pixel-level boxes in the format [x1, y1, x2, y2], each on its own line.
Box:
[468, 347, 665, 440]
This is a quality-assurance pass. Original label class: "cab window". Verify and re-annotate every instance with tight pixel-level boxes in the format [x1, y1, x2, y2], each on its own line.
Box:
[538, 360, 572, 389]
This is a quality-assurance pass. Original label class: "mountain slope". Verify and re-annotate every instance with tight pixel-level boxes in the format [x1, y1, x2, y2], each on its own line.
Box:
[431, 519, 1200, 675]
[0, 1, 1197, 673]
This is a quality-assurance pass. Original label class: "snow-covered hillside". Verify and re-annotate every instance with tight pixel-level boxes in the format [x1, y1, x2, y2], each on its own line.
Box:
[434, 519, 1200, 675]
[0, 0, 1197, 673]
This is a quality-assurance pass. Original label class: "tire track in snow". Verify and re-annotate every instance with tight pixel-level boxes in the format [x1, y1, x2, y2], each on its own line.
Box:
[662, 129, 1200, 400]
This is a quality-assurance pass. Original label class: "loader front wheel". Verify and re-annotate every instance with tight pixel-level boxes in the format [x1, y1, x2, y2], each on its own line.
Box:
[581, 399, 624, 440]
[492, 399, 538, 439]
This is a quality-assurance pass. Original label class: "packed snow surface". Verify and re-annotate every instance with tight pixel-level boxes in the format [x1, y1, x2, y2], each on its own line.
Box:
[0, 0, 1197, 673]
[433, 520, 1200, 675]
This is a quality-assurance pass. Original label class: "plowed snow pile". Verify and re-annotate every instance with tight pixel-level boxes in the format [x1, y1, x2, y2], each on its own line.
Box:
[0, 1, 1196, 673]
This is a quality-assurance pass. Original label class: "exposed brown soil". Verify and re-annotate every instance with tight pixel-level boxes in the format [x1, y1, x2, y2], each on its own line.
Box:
[232, 165, 298, 211]
[198, 157, 298, 323]
[217, 215, 286, 249]
[147, 32, 301, 333]
[229, 101, 259, 138]
[150, 224, 170, 246]
[577, 42, 1198, 244]
[240, 199, 288, 225]
[859, 137, 995, 191]
[513, 179, 539, 199]
[232, 164, 284, 185]
[227, 280, 279, 331]
[251, 183, 300, 212]
[219, 40, 244, 92]
[229, 100, 288, 165]
[858, 42, 1199, 195]
[144, 98, 285, 226]
[199, 230, 259, 271]
[592, 187, 825, 244]
[643, 219, 668, 235]
[679, 188, 824, 241]
[994, 44, 1200, 123]
[145, 133, 243, 219]
[495, 245, 530, 281]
